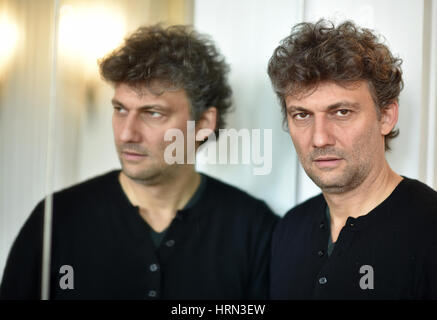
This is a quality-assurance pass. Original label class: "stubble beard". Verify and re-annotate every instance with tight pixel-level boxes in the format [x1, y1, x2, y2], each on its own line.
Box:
[117, 143, 166, 185]
[299, 146, 372, 195]
[120, 159, 164, 184]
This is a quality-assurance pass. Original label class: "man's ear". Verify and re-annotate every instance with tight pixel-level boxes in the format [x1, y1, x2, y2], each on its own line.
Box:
[380, 101, 399, 136]
[196, 106, 217, 140]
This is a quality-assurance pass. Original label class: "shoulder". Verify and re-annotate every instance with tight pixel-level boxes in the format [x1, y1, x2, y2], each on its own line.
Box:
[53, 170, 120, 203]
[394, 178, 437, 270]
[30, 170, 121, 221]
[394, 177, 437, 220]
[200, 173, 279, 224]
[393, 177, 437, 232]
[281, 193, 325, 226]
[273, 193, 325, 244]
[202, 173, 261, 201]
[398, 177, 437, 205]
[53, 170, 120, 206]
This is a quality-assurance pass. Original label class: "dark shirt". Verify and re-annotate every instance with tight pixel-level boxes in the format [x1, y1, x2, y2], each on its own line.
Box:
[0, 170, 278, 300]
[148, 174, 207, 249]
[270, 177, 437, 300]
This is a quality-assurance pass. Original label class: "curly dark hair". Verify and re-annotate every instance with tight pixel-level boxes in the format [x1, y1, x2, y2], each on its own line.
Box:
[99, 24, 232, 136]
[268, 19, 403, 151]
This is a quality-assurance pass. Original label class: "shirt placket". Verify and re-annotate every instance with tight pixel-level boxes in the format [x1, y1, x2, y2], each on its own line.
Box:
[312, 217, 357, 299]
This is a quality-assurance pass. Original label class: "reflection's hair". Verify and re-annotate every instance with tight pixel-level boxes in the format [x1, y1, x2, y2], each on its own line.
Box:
[268, 19, 403, 150]
[99, 24, 232, 136]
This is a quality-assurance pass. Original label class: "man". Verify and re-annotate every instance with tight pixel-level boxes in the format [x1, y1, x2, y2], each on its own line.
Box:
[268, 20, 437, 299]
[0, 25, 278, 299]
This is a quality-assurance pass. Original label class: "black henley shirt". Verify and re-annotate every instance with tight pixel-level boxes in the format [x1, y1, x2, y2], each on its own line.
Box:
[0, 170, 278, 300]
[271, 177, 437, 299]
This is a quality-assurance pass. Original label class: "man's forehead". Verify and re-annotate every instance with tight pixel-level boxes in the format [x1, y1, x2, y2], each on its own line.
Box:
[114, 81, 182, 98]
[111, 82, 193, 114]
[285, 81, 370, 109]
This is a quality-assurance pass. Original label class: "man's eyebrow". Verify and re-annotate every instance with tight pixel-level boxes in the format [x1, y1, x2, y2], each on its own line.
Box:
[325, 101, 360, 111]
[111, 98, 121, 106]
[287, 101, 360, 112]
[111, 99, 166, 110]
[287, 105, 311, 114]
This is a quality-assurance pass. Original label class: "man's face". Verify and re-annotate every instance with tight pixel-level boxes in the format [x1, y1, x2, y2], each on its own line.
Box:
[286, 81, 388, 194]
[112, 82, 193, 183]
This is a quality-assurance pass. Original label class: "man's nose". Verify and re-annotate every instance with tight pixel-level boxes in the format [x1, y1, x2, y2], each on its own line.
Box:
[312, 117, 335, 148]
[119, 115, 141, 142]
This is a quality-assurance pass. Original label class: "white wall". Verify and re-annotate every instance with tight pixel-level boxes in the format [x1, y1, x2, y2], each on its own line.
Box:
[0, 0, 54, 289]
[194, 0, 303, 215]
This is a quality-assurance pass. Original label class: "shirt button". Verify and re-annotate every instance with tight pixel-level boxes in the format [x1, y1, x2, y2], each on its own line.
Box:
[166, 239, 175, 247]
[149, 263, 159, 272]
[318, 250, 324, 257]
[350, 223, 355, 227]
[148, 290, 157, 298]
[319, 222, 325, 229]
[319, 277, 328, 285]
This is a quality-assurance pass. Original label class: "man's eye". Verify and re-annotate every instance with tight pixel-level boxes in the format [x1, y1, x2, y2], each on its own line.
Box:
[336, 109, 350, 116]
[114, 107, 127, 114]
[294, 112, 310, 120]
[147, 111, 162, 118]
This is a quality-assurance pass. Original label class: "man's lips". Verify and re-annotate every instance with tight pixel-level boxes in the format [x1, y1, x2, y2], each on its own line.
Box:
[313, 156, 343, 168]
[121, 151, 148, 160]
[314, 157, 341, 161]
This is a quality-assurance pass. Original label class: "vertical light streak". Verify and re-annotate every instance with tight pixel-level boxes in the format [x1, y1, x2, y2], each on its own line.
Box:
[41, 0, 60, 300]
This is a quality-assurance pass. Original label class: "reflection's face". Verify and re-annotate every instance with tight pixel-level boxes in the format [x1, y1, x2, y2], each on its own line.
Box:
[286, 81, 385, 194]
[112, 83, 192, 182]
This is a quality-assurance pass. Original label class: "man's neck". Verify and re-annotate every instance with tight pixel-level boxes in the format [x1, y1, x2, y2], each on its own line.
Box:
[119, 166, 201, 232]
[323, 161, 402, 240]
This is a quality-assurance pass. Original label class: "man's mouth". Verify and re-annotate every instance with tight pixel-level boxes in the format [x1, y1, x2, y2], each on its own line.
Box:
[121, 150, 148, 161]
[313, 156, 343, 168]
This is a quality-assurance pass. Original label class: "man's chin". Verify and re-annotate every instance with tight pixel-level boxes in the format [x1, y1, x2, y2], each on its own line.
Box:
[121, 166, 162, 183]
[303, 160, 370, 194]
[309, 173, 363, 194]
[319, 184, 350, 194]
[305, 170, 347, 192]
